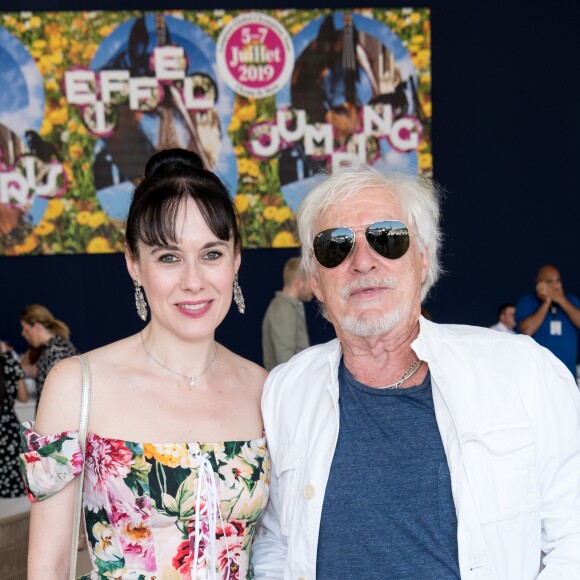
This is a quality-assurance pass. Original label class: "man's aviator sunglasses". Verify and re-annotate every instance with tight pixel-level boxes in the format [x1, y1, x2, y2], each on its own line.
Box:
[312, 220, 413, 269]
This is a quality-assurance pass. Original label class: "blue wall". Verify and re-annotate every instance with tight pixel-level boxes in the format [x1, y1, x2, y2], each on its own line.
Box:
[1, 1, 579, 365]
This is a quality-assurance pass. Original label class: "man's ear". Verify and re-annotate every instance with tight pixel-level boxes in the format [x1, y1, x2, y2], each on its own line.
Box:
[420, 249, 429, 285]
[309, 273, 324, 303]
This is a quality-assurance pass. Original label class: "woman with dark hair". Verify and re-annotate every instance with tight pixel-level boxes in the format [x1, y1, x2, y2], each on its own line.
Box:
[0, 340, 28, 497]
[20, 304, 79, 411]
[20, 149, 269, 579]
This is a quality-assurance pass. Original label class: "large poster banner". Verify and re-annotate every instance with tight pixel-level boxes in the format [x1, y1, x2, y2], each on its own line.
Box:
[0, 9, 431, 255]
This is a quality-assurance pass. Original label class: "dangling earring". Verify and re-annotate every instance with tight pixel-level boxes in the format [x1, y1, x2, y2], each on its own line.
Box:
[233, 274, 245, 314]
[134, 280, 148, 321]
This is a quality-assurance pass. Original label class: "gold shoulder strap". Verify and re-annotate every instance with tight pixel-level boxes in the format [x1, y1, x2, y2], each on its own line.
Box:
[69, 354, 91, 580]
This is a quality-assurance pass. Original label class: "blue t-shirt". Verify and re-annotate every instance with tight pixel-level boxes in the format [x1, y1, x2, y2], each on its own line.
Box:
[515, 293, 580, 377]
[316, 361, 460, 579]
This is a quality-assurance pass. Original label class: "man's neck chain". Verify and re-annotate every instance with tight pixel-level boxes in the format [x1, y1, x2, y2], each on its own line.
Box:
[376, 359, 423, 389]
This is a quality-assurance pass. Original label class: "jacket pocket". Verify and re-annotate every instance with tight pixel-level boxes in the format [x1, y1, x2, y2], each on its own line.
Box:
[460, 424, 540, 524]
[275, 445, 303, 536]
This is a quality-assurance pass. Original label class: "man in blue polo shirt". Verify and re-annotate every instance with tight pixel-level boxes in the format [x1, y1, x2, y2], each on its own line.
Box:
[516, 264, 580, 378]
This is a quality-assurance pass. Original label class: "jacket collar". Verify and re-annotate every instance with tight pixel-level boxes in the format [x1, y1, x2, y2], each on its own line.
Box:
[325, 339, 343, 400]
[412, 316, 451, 362]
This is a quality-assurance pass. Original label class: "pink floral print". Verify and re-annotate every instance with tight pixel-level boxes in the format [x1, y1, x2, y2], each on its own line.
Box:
[19, 423, 269, 579]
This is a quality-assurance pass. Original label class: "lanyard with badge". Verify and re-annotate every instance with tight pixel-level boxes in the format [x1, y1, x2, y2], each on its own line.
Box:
[549, 305, 562, 336]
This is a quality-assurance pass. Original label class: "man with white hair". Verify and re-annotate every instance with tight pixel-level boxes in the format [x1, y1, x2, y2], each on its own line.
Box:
[252, 166, 580, 579]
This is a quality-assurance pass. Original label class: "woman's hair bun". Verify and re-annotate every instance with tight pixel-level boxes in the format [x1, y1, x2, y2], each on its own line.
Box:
[144, 148, 204, 178]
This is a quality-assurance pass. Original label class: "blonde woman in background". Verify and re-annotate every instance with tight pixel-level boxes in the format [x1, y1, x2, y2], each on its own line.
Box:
[20, 304, 79, 411]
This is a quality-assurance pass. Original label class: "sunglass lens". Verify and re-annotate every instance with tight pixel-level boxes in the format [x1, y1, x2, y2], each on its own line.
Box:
[313, 227, 354, 268]
[366, 221, 410, 260]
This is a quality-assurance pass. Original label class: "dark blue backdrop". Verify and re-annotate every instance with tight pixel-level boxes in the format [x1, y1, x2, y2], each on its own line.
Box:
[1, 1, 579, 366]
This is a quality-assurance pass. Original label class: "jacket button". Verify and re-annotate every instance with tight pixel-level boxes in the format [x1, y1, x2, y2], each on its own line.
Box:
[303, 484, 316, 500]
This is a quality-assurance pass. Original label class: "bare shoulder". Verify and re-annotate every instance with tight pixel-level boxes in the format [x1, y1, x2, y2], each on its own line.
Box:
[81, 336, 136, 374]
[34, 355, 84, 434]
[35, 336, 135, 434]
[220, 346, 267, 395]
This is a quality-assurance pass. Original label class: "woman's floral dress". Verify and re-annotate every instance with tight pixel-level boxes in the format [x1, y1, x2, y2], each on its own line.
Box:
[19, 423, 270, 579]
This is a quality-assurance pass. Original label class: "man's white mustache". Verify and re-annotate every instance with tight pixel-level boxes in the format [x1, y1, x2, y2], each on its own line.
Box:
[340, 277, 398, 300]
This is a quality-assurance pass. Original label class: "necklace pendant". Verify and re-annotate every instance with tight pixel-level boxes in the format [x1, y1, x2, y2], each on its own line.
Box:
[189, 376, 196, 387]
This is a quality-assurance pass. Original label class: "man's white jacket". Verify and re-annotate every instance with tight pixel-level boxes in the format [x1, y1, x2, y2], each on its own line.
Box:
[252, 318, 580, 579]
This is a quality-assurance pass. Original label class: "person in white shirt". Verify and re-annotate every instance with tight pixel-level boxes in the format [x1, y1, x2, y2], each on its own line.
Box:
[489, 302, 517, 334]
[252, 165, 580, 580]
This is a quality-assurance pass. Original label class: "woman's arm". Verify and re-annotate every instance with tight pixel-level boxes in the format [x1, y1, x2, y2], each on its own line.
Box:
[28, 479, 79, 579]
[16, 378, 28, 402]
[27, 358, 84, 579]
[21, 349, 38, 379]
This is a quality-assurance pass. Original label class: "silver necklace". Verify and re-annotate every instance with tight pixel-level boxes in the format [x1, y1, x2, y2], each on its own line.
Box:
[140, 332, 217, 388]
[376, 359, 423, 389]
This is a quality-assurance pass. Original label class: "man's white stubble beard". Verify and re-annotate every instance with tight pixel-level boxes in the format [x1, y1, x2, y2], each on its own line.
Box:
[338, 276, 406, 338]
[340, 308, 405, 337]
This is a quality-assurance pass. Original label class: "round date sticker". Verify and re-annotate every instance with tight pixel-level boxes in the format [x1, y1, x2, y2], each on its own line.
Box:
[217, 12, 294, 98]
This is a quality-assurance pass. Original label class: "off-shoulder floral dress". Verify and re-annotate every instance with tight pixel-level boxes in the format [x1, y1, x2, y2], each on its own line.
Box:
[19, 423, 270, 579]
